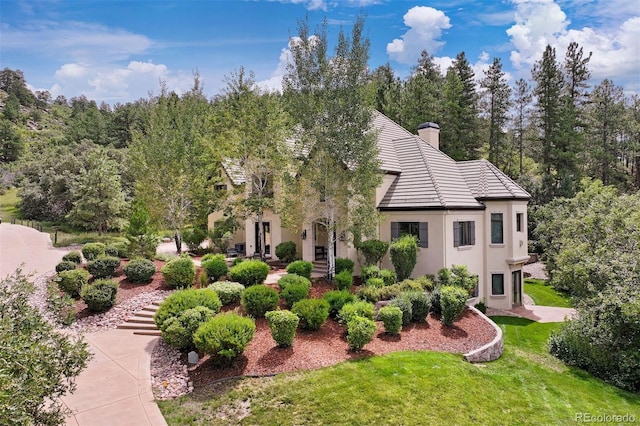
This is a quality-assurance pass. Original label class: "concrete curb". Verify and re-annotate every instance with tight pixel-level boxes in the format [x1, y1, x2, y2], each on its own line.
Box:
[463, 306, 504, 363]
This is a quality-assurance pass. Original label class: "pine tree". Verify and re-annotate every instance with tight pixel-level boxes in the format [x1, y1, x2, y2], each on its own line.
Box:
[368, 63, 403, 123]
[512, 78, 532, 177]
[399, 50, 443, 134]
[480, 57, 512, 170]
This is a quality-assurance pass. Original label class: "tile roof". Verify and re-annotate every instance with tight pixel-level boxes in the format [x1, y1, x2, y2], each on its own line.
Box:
[457, 160, 531, 200]
[222, 159, 245, 185]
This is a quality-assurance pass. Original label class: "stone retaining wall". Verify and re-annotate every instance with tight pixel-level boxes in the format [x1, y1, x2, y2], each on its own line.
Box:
[464, 306, 504, 362]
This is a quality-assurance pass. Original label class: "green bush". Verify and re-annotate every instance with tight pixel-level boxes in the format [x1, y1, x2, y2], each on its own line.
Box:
[265, 310, 299, 347]
[338, 300, 375, 325]
[123, 258, 156, 283]
[291, 299, 329, 331]
[275, 241, 297, 264]
[377, 305, 403, 335]
[379, 269, 397, 286]
[356, 283, 403, 303]
[286, 260, 313, 279]
[414, 275, 435, 291]
[109, 241, 129, 258]
[194, 313, 256, 365]
[161, 256, 196, 288]
[228, 259, 270, 287]
[231, 257, 244, 267]
[402, 291, 431, 323]
[389, 296, 413, 326]
[161, 306, 215, 350]
[474, 300, 487, 314]
[346, 316, 377, 351]
[55, 269, 89, 298]
[323, 290, 356, 318]
[104, 245, 119, 257]
[437, 265, 478, 292]
[277, 274, 311, 292]
[82, 242, 106, 261]
[62, 251, 82, 264]
[335, 258, 354, 275]
[440, 285, 468, 326]
[390, 235, 418, 281]
[127, 234, 159, 259]
[86, 255, 120, 279]
[202, 257, 228, 282]
[357, 239, 389, 266]
[361, 265, 380, 282]
[241, 285, 279, 318]
[430, 286, 442, 316]
[398, 279, 424, 292]
[81, 279, 118, 312]
[154, 288, 222, 329]
[55, 260, 77, 273]
[208, 281, 245, 305]
[366, 277, 385, 288]
[182, 226, 207, 252]
[201, 253, 225, 263]
[282, 282, 310, 308]
[334, 270, 353, 291]
[46, 281, 76, 326]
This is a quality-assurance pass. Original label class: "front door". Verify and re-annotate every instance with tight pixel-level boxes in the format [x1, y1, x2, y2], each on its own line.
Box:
[254, 222, 271, 256]
[512, 270, 522, 307]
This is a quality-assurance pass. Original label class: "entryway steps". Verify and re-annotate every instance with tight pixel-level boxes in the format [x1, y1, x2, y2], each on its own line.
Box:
[117, 302, 162, 336]
[312, 260, 327, 276]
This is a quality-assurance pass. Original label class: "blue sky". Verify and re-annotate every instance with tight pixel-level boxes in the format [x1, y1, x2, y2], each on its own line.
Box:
[1, 0, 638, 104]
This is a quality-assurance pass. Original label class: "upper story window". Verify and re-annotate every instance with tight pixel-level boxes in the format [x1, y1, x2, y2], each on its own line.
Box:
[453, 221, 475, 247]
[391, 221, 428, 248]
[491, 213, 504, 244]
[214, 184, 228, 191]
[516, 213, 524, 232]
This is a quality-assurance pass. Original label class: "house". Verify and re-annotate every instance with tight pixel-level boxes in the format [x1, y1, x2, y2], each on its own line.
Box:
[208, 112, 531, 310]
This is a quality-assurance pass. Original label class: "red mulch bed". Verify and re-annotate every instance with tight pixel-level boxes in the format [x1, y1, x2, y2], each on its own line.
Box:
[188, 279, 496, 388]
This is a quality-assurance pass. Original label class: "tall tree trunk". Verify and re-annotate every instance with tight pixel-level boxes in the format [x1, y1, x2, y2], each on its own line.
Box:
[174, 229, 182, 254]
[326, 203, 336, 281]
[257, 213, 265, 261]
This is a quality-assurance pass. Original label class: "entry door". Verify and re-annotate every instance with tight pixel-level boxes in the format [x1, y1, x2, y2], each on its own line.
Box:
[254, 222, 271, 255]
[512, 270, 522, 307]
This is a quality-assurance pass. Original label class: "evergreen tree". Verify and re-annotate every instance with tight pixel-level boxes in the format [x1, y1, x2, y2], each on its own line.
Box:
[480, 57, 512, 170]
[400, 50, 443, 135]
[368, 63, 403, 123]
[513, 78, 532, 177]
[0, 118, 23, 162]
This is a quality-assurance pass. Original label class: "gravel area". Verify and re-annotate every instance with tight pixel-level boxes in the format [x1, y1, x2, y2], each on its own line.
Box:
[523, 261, 548, 280]
[151, 340, 192, 400]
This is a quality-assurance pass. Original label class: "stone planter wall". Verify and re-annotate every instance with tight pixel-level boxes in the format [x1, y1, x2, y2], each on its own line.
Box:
[464, 306, 504, 362]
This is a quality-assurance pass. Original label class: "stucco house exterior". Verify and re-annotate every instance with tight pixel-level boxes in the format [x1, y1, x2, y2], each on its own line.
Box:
[208, 112, 531, 310]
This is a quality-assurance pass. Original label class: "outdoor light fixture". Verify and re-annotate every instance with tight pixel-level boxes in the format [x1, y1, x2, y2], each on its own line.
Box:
[301, 229, 307, 240]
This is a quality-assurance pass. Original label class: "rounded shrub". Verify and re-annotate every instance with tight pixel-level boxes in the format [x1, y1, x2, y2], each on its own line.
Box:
[55, 260, 77, 273]
[291, 299, 329, 331]
[277, 274, 311, 291]
[389, 234, 418, 281]
[161, 306, 216, 350]
[402, 291, 431, 323]
[338, 300, 375, 325]
[208, 281, 245, 306]
[430, 286, 442, 316]
[265, 310, 299, 347]
[194, 312, 256, 365]
[357, 239, 389, 266]
[347, 316, 377, 351]
[87, 255, 120, 279]
[389, 296, 413, 326]
[81, 242, 106, 261]
[379, 269, 397, 286]
[282, 282, 310, 308]
[109, 241, 129, 258]
[361, 265, 380, 283]
[55, 269, 89, 298]
[334, 270, 353, 291]
[241, 285, 279, 318]
[335, 258, 354, 275]
[377, 305, 403, 335]
[123, 258, 156, 283]
[161, 255, 196, 289]
[154, 288, 222, 329]
[275, 241, 297, 264]
[104, 245, 119, 257]
[414, 275, 435, 291]
[228, 259, 270, 287]
[285, 260, 313, 280]
[366, 277, 385, 288]
[201, 253, 225, 263]
[81, 279, 118, 312]
[357, 283, 403, 303]
[398, 279, 425, 293]
[323, 290, 356, 318]
[440, 285, 468, 326]
[62, 251, 83, 264]
[182, 226, 207, 252]
[231, 257, 244, 267]
[202, 257, 228, 282]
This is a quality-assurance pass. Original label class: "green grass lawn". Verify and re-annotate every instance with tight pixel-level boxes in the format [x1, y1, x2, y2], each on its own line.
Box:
[0, 188, 21, 223]
[157, 317, 639, 425]
[524, 278, 573, 307]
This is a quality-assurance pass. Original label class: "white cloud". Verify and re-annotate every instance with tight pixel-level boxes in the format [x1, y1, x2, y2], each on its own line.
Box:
[506, 0, 640, 89]
[55, 63, 89, 79]
[386, 6, 452, 64]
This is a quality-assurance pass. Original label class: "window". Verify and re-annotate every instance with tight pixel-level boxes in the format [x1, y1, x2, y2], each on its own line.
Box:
[491, 274, 505, 295]
[516, 213, 524, 232]
[491, 213, 504, 244]
[453, 221, 475, 247]
[391, 222, 428, 248]
[214, 184, 227, 191]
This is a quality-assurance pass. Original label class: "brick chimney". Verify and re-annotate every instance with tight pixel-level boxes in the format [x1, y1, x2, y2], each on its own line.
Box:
[417, 122, 440, 150]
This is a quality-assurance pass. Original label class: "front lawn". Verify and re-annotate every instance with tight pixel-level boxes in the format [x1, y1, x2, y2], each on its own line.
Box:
[524, 278, 573, 307]
[157, 317, 639, 425]
[0, 187, 20, 223]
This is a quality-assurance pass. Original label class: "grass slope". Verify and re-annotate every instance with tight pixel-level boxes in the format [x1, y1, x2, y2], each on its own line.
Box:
[524, 278, 573, 307]
[0, 188, 20, 223]
[158, 317, 639, 425]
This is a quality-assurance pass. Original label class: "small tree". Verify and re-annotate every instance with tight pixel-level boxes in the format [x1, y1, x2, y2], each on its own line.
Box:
[389, 234, 418, 281]
[357, 239, 389, 266]
[125, 200, 159, 259]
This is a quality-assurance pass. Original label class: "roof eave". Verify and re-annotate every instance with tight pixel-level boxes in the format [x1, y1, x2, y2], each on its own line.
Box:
[378, 205, 486, 212]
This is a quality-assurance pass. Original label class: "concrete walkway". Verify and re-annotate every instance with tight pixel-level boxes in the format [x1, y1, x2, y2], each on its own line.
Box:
[510, 304, 576, 323]
[0, 224, 167, 426]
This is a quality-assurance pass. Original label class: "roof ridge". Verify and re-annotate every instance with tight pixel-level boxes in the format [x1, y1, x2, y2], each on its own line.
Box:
[415, 136, 446, 207]
[485, 161, 519, 197]
[374, 110, 421, 141]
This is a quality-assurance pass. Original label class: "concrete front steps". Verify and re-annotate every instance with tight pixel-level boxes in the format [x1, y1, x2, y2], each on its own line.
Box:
[312, 260, 327, 277]
[117, 301, 162, 336]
